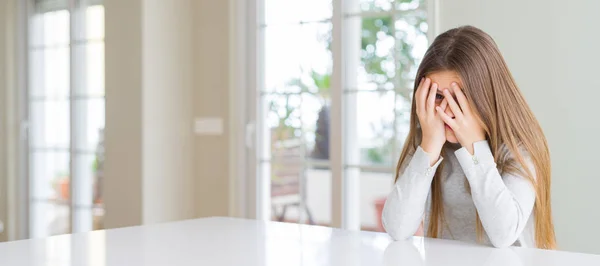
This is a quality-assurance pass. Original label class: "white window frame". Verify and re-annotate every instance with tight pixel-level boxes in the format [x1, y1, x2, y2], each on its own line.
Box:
[24, 0, 105, 238]
[236, 0, 439, 229]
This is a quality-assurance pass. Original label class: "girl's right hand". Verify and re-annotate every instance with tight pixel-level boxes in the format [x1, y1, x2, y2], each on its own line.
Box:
[415, 78, 447, 165]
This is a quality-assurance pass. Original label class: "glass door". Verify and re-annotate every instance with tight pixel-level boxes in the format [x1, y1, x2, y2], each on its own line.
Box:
[27, 0, 105, 238]
[254, 0, 431, 231]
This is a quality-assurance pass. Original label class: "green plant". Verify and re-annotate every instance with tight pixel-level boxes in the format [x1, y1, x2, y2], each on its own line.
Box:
[275, 0, 426, 164]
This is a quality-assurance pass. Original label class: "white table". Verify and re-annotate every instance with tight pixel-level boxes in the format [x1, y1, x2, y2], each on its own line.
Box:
[0, 217, 598, 265]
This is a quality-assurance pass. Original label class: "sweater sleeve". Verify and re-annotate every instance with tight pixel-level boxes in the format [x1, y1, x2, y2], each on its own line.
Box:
[382, 146, 443, 240]
[454, 140, 536, 248]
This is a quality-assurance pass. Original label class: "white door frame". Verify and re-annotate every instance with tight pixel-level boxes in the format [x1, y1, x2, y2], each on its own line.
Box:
[233, 0, 439, 225]
[232, 0, 266, 221]
[229, 0, 252, 219]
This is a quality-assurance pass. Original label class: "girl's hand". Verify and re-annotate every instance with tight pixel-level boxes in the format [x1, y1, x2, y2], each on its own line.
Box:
[416, 78, 447, 165]
[436, 82, 486, 155]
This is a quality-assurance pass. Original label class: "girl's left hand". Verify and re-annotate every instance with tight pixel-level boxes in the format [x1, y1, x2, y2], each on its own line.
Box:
[435, 82, 486, 155]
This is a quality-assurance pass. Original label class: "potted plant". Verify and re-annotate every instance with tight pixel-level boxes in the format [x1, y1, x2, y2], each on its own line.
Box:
[52, 172, 70, 201]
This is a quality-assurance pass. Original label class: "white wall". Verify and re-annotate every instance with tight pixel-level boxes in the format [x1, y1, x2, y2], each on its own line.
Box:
[104, 0, 144, 228]
[104, 0, 233, 227]
[438, 0, 600, 254]
[0, 0, 20, 242]
[0, 0, 10, 243]
[104, 0, 197, 227]
[192, 0, 232, 218]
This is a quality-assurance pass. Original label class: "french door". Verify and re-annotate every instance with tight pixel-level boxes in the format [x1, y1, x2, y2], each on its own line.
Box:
[249, 0, 434, 231]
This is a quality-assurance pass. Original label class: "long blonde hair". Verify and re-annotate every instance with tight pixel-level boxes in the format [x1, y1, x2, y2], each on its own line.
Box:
[395, 25, 556, 249]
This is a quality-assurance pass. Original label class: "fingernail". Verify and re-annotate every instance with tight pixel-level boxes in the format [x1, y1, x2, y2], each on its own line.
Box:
[452, 82, 457, 87]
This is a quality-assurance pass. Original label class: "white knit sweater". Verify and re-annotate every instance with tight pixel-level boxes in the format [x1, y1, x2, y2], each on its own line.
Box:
[382, 140, 537, 248]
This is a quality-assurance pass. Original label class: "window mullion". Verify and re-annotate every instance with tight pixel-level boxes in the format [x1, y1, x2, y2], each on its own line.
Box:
[391, 7, 399, 173]
[68, 0, 77, 234]
[255, 0, 270, 222]
[427, 0, 439, 39]
[70, 0, 95, 234]
[21, 0, 34, 240]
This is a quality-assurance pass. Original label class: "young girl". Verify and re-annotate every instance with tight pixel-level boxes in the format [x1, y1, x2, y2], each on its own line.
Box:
[381, 25, 556, 249]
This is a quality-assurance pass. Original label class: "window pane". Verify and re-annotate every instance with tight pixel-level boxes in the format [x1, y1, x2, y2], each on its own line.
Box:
[260, 0, 428, 234]
[74, 98, 105, 152]
[263, 94, 303, 159]
[394, 11, 428, 83]
[71, 5, 105, 97]
[271, 162, 304, 223]
[356, 169, 394, 232]
[39, 10, 70, 47]
[395, 0, 425, 11]
[344, 15, 395, 91]
[264, 23, 332, 92]
[29, 47, 70, 98]
[271, 162, 331, 226]
[351, 0, 393, 13]
[29, 13, 45, 47]
[72, 153, 97, 233]
[395, 90, 412, 159]
[87, 42, 105, 96]
[73, 42, 105, 97]
[306, 168, 331, 226]
[72, 153, 96, 208]
[86, 5, 105, 40]
[346, 91, 396, 166]
[30, 100, 70, 149]
[30, 201, 70, 237]
[265, 0, 332, 24]
[30, 151, 70, 201]
[46, 47, 71, 95]
[263, 93, 329, 159]
[28, 49, 46, 97]
[301, 93, 330, 160]
[29, 1, 106, 237]
[263, 92, 331, 226]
